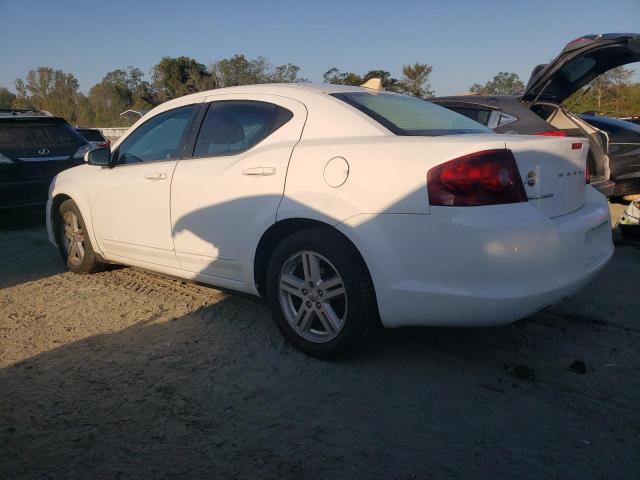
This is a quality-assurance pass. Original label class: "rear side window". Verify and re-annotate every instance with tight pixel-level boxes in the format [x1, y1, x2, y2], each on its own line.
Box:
[194, 101, 293, 157]
[332, 92, 492, 136]
[0, 120, 82, 149]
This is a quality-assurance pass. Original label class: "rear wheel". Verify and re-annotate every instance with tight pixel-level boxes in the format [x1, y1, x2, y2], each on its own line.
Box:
[55, 199, 101, 274]
[266, 228, 377, 358]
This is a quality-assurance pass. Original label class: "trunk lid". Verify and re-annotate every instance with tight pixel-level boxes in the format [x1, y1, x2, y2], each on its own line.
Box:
[504, 135, 588, 218]
[522, 33, 640, 103]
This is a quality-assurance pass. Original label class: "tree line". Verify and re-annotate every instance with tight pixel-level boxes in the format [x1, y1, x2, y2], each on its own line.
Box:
[0, 55, 637, 127]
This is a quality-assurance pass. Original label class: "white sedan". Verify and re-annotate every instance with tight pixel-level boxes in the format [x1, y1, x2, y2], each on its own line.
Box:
[46, 83, 614, 357]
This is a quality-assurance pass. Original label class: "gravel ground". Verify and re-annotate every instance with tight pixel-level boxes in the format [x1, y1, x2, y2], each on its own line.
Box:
[0, 204, 638, 480]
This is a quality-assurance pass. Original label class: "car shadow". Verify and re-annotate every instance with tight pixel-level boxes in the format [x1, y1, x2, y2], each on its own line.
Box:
[2, 254, 638, 480]
[0, 213, 66, 288]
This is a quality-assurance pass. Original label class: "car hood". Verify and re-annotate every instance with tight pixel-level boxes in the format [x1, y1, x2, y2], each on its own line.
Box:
[522, 33, 640, 103]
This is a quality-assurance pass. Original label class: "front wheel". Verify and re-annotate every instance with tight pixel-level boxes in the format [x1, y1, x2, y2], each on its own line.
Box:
[55, 199, 101, 274]
[266, 228, 378, 358]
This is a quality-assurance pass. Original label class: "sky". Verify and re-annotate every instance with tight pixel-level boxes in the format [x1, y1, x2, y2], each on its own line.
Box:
[1, 0, 639, 96]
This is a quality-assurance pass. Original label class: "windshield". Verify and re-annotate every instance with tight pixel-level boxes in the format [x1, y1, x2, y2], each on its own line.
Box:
[332, 92, 493, 136]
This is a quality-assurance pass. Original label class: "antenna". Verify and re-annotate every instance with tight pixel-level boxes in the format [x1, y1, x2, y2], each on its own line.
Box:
[361, 78, 383, 92]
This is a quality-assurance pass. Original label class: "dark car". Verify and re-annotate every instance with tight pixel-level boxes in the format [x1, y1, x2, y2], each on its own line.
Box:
[579, 114, 640, 197]
[75, 127, 111, 149]
[432, 33, 640, 197]
[0, 110, 90, 210]
[620, 116, 640, 126]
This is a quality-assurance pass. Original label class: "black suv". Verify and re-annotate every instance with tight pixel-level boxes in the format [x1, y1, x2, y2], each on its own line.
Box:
[0, 110, 90, 210]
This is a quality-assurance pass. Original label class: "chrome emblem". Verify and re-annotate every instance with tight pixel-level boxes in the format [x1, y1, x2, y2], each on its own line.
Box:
[37, 148, 50, 156]
[526, 171, 537, 187]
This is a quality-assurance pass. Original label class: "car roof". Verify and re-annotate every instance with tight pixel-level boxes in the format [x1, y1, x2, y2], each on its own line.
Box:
[114, 83, 393, 148]
[580, 114, 640, 132]
[0, 108, 53, 118]
[159, 82, 370, 107]
[0, 115, 68, 123]
[432, 95, 524, 109]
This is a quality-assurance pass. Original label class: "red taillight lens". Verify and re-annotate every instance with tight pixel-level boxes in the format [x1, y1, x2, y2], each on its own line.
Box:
[427, 149, 528, 207]
[97, 141, 111, 148]
[534, 130, 567, 137]
[585, 163, 590, 184]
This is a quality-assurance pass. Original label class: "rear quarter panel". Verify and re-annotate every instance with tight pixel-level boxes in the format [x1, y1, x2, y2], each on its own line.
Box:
[278, 135, 513, 223]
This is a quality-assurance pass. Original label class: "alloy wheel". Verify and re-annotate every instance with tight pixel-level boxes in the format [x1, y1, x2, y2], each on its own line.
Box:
[278, 251, 348, 343]
[61, 211, 85, 266]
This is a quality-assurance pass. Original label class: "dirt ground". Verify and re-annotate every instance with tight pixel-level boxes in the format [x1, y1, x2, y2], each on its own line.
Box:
[1, 204, 638, 480]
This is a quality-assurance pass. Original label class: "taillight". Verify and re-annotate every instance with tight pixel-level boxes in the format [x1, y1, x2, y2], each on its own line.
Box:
[427, 149, 528, 207]
[585, 164, 590, 184]
[534, 130, 567, 137]
[97, 141, 110, 148]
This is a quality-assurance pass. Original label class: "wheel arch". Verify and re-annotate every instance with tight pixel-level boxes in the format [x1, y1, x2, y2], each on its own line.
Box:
[253, 217, 374, 299]
[48, 191, 104, 258]
[50, 193, 72, 224]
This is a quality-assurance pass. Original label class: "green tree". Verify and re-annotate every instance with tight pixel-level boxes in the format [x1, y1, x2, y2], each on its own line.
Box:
[213, 54, 268, 87]
[565, 67, 637, 117]
[152, 56, 215, 102]
[13, 67, 80, 120]
[212, 54, 305, 87]
[362, 70, 400, 91]
[0, 87, 16, 109]
[323, 68, 399, 88]
[398, 63, 434, 98]
[75, 93, 94, 126]
[270, 63, 302, 83]
[323, 68, 362, 85]
[85, 67, 157, 126]
[470, 72, 525, 95]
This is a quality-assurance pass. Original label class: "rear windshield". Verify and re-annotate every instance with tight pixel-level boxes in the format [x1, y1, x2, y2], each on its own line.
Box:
[76, 129, 105, 142]
[331, 92, 492, 136]
[0, 120, 83, 148]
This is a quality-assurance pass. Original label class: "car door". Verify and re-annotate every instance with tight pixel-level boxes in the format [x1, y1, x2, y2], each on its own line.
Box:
[90, 102, 199, 268]
[171, 94, 306, 284]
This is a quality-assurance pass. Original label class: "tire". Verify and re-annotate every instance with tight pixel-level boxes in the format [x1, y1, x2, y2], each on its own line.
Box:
[54, 199, 101, 274]
[266, 227, 378, 359]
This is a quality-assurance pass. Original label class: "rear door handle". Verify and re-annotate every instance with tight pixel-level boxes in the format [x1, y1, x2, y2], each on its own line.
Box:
[144, 172, 167, 181]
[241, 167, 276, 176]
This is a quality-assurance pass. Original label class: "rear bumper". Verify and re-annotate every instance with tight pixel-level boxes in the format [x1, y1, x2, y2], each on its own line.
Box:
[337, 187, 613, 328]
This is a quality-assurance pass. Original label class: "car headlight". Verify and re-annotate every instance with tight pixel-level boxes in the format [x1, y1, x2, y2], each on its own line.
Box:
[73, 144, 92, 160]
[0, 152, 13, 163]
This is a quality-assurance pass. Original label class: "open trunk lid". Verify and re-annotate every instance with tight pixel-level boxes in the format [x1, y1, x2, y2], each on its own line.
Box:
[522, 33, 640, 103]
[504, 135, 589, 218]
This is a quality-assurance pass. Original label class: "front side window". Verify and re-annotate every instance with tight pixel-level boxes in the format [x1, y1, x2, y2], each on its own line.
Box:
[194, 101, 293, 157]
[332, 92, 492, 136]
[116, 105, 196, 164]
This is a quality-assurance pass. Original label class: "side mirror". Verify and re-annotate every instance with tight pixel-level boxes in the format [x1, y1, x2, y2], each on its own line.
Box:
[85, 147, 111, 167]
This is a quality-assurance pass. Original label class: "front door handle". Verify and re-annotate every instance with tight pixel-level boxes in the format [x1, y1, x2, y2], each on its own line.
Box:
[241, 167, 276, 176]
[144, 172, 167, 181]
